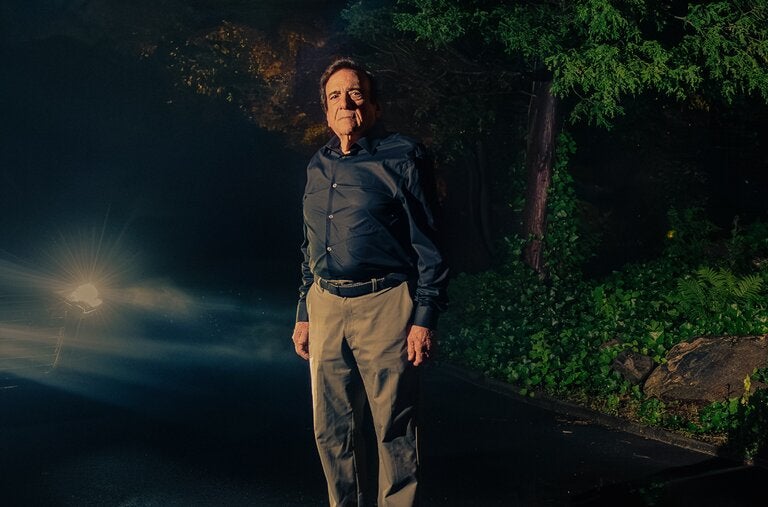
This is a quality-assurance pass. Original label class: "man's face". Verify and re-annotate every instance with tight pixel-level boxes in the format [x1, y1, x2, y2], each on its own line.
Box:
[325, 68, 379, 142]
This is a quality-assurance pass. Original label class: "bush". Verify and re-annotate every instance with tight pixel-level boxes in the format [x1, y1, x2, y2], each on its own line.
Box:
[440, 156, 768, 456]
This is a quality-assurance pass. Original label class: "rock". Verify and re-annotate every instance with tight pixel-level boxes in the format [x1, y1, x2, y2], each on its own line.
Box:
[612, 351, 655, 384]
[643, 335, 768, 404]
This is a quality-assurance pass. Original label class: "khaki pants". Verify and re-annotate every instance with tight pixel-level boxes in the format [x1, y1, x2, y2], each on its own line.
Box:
[307, 281, 419, 507]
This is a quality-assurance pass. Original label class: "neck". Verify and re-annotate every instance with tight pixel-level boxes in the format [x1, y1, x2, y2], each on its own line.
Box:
[338, 134, 359, 154]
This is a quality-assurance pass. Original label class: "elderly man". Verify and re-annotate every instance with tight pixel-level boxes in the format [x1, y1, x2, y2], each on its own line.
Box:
[291, 58, 448, 507]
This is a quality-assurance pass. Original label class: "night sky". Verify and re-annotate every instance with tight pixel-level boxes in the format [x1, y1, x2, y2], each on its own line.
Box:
[0, 1, 325, 291]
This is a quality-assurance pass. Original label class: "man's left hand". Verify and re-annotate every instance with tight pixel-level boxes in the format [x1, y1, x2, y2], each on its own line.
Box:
[407, 325, 435, 366]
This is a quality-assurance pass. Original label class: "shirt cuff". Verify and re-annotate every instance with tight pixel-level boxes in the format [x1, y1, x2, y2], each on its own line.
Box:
[296, 300, 308, 323]
[411, 304, 438, 329]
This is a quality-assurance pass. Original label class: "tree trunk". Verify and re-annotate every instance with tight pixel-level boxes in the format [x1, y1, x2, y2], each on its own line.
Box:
[522, 81, 558, 274]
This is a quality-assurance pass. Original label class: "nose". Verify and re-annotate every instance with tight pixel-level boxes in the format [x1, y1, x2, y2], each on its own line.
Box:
[341, 92, 355, 109]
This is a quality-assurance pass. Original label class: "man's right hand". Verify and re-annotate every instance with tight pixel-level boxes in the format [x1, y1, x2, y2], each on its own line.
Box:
[292, 321, 310, 360]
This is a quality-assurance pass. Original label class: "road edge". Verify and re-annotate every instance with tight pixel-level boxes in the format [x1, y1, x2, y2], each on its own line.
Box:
[435, 361, 768, 468]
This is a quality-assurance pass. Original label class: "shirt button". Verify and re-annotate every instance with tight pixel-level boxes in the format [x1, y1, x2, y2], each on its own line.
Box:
[331, 183, 338, 188]
[328, 214, 334, 219]
[326, 246, 332, 252]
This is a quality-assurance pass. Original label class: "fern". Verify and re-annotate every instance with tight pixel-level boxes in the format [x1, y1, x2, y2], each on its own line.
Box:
[676, 267, 765, 319]
[677, 276, 708, 319]
[734, 274, 764, 301]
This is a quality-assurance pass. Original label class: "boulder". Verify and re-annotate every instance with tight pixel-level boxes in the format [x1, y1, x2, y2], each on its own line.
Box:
[643, 335, 768, 404]
[612, 350, 655, 384]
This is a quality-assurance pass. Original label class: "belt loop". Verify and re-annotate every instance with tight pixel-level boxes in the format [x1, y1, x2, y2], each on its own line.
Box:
[371, 277, 378, 292]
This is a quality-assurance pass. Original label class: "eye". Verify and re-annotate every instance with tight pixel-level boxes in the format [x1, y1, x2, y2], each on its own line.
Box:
[328, 92, 340, 101]
[349, 90, 363, 100]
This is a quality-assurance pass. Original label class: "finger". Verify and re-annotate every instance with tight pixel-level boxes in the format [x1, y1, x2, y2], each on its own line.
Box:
[292, 325, 307, 342]
[413, 333, 425, 366]
[419, 336, 435, 366]
[407, 335, 415, 362]
[295, 341, 309, 360]
[413, 346, 424, 366]
[293, 327, 310, 360]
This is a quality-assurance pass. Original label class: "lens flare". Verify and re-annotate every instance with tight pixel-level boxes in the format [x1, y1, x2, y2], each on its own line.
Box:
[67, 283, 103, 314]
[1, 220, 296, 403]
[1, 222, 137, 383]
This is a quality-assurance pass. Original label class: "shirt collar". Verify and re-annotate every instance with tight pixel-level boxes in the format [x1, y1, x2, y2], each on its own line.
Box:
[324, 123, 387, 157]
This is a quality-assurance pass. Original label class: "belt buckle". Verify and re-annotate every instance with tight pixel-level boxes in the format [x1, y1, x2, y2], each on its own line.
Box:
[371, 277, 378, 292]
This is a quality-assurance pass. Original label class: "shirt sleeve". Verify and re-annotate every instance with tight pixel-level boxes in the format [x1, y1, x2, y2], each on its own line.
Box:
[296, 221, 313, 323]
[401, 145, 449, 329]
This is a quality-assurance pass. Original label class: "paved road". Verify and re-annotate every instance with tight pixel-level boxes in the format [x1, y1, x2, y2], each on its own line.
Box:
[1, 290, 765, 506]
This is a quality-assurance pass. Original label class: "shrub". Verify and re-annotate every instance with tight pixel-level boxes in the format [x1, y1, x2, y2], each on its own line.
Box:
[440, 154, 768, 455]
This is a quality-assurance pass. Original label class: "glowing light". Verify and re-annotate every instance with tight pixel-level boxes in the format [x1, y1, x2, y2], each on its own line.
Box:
[67, 283, 103, 314]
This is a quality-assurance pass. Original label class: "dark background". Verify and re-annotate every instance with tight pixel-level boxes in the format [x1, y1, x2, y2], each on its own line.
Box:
[2, 3, 768, 505]
[3, 0, 768, 286]
[0, 0, 331, 292]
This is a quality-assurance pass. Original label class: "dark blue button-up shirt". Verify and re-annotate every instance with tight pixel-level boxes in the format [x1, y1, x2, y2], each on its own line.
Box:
[296, 128, 448, 328]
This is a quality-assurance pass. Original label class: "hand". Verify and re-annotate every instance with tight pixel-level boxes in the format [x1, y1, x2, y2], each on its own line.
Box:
[407, 325, 435, 366]
[292, 321, 310, 360]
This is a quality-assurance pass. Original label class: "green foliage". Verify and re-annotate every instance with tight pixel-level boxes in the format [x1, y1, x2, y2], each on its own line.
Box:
[693, 368, 768, 459]
[638, 397, 666, 426]
[680, 1, 768, 103]
[342, 1, 521, 160]
[493, 3, 565, 61]
[347, 0, 768, 459]
[344, 1, 396, 41]
[542, 132, 598, 281]
[698, 397, 742, 434]
[590, 262, 679, 363]
[392, 0, 471, 46]
[728, 387, 768, 459]
[666, 219, 768, 337]
[391, 0, 768, 126]
[441, 193, 768, 453]
[441, 239, 602, 397]
[675, 267, 764, 320]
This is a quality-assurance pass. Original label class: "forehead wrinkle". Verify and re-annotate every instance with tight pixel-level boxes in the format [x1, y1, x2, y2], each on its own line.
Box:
[326, 71, 366, 93]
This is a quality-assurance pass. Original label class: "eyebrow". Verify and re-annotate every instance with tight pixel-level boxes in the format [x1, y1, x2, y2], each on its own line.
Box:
[326, 85, 364, 98]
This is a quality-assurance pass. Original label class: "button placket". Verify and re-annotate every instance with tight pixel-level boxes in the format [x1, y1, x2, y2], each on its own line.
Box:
[326, 179, 336, 254]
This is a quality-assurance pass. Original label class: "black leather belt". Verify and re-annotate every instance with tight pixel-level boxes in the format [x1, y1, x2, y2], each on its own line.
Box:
[318, 274, 406, 298]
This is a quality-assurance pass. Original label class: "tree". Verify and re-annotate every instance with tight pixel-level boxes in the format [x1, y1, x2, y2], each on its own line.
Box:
[163, 20, 332, 149]
[389, 0, 768, 274]
[342, 2, 530, 271]
[36, 0, 349, 152]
